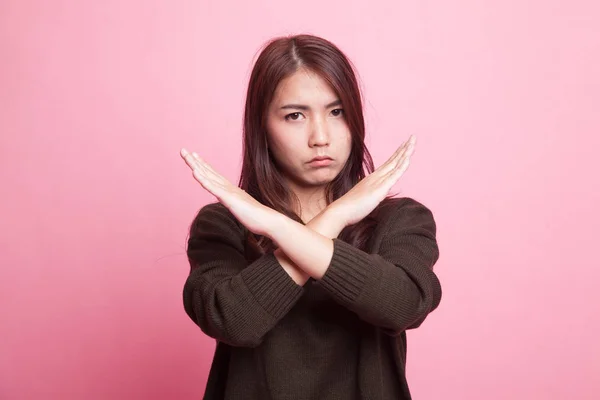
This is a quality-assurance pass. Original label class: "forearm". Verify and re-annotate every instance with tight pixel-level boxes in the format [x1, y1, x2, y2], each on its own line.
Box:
[274, 198, 442, 335]
[271, 207, 346, 281]
[274, 249, 310, 285]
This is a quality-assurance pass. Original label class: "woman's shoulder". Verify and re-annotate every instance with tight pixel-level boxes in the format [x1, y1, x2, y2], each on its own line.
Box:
[376, 195, 431, 215]
[374, 196, 437, 231]
[189, 201, 243, 237]
[196, 201, 229, 216]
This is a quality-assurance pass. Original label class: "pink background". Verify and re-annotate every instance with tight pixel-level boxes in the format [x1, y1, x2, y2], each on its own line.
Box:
[1, 0, 599, 399]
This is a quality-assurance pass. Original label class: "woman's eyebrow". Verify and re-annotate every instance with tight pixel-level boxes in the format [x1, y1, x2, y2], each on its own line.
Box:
[280, 99, 342, 111]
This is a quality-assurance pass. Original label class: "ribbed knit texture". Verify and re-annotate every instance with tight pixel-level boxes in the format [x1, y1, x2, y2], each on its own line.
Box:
[183, 197, 442, 399]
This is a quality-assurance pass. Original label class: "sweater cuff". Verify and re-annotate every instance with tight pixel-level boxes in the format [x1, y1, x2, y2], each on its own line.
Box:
[240, 252, 304, 320]
[318, 239, 379, 305]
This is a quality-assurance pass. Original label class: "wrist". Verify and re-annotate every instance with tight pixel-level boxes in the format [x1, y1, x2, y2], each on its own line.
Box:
[264, 210, 289, 242]
[273, 248, 310, 285]
[308, 205, 347, 239]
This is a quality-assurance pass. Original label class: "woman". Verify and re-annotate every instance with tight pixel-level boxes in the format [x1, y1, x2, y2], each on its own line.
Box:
[180, 34, 441, 400]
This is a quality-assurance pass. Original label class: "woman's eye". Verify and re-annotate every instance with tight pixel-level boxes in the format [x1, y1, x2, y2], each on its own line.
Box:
[331, 108, 344, 117]
[285, 112, 303, 121]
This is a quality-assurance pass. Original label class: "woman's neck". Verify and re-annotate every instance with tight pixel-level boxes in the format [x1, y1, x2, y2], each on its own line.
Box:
[296, 192, 328, 224]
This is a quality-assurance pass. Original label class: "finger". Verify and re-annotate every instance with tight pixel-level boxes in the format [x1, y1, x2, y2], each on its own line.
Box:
[192, 167, 225, 198]
[193, 165, 229, 191]
[394, 157, 411, 178]
[393, 140, 415, 168]
[388, 140, 409, 164]
[181, 148, 195, 162]
[181, 149, 215, 177]
[190, 156, 232, 194]
[192, 152, 217, 174]
[384, 146, 413, 183]
[183, 149, 230, 198]
[376, 144, 406, 176]
[183, 150, 223, 185]
[385, 135, 416, 167]
[381, 139, 414, 180]
[381, 157, 410, 190]
[379, 135, 414, 174]
[181, 148, 201, 170]
[192, 152, 227, 182]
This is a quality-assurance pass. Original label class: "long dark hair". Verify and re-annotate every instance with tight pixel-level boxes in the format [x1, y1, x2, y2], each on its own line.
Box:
[239, 34, 397, 256]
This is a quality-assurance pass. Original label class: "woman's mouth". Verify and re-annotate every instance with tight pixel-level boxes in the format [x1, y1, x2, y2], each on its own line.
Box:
[307, 157, 333, 167]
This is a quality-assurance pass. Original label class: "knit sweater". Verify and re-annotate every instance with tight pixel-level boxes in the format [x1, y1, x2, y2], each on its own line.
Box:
[182, 196, 442, 400]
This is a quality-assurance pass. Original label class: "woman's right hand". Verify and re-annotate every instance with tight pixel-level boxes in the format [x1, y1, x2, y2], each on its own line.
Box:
[329, 135, 416, 227]
[180, 148, 280, 238]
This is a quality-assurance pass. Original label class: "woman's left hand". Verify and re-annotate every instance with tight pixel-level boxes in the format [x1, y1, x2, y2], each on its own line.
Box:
[328, 135, 416, 227]
[180, 148, 278, 237]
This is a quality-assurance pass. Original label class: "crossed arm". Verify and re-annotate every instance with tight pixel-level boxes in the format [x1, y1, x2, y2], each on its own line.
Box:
[183, 198, 441, 347]
[180, 136, 415, 288]
[270, 205, 346, 285]
[180, 137, 442, 346]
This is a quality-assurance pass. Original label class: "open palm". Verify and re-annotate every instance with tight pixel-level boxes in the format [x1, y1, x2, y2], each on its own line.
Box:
[180, 148, 276, 237]
[331, 135, 416, 226]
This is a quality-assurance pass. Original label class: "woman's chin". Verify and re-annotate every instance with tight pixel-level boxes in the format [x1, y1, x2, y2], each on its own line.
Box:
[303, 173, 336, 186]
[284, 167, 339, 189]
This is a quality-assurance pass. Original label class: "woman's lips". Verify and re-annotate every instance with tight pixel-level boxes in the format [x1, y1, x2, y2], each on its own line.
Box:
[308, 158, 333, 167]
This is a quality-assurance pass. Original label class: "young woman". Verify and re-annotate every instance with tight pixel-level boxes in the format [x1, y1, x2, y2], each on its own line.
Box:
[180, 34, 441, 400]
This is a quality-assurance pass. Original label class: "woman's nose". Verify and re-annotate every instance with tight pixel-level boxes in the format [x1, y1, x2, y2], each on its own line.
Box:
[309, 119, 330, 147]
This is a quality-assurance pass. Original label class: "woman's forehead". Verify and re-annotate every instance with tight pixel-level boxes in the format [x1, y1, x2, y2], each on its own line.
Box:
[272, 70, 338, 108]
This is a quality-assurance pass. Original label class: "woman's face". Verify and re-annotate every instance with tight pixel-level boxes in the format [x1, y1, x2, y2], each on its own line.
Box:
[266, 68, 352, 191]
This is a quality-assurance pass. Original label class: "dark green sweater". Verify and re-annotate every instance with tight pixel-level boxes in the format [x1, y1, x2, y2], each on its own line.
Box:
[183, 197, 441, 399]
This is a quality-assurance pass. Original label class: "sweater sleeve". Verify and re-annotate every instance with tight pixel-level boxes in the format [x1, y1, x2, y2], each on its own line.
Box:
[182, 202, 305, 348]
[317, 197, 442, 335]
